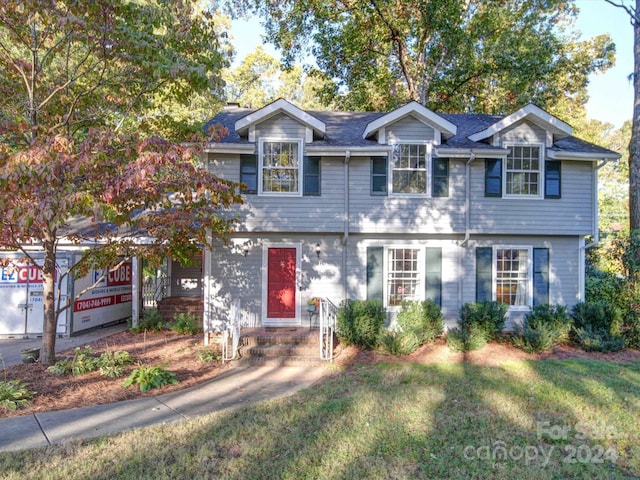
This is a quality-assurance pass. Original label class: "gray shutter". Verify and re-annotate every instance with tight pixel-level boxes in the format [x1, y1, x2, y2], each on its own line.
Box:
[476, 247, 493, 302]
[425, 247, 442, 305]
[303, 156, 321, 196]
[371, 156, 388, 195]
[485, 159, 502, 197]
[533, 248, 550, 306]
[240, 154, 258, 194]
[431, 158, 449, 197]
[545, 161, 561, 199]
[366, 246, 384, 301]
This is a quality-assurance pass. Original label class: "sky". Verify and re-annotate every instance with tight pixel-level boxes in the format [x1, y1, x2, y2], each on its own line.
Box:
[229, 0, 634, 129]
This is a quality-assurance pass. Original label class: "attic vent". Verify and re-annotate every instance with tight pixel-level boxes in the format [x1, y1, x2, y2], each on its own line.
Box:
[224, 102, 241, 109]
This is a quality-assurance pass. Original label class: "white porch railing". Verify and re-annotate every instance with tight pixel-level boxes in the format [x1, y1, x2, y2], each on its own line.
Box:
[319, 298, 338, 361]
[222, 299, 241, 362]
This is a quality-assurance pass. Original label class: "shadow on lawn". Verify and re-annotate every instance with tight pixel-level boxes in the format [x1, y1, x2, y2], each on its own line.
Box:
[1, 358, 638, 479]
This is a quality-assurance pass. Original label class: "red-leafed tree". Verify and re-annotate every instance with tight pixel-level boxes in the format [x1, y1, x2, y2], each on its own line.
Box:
[0, 1, 240, 364]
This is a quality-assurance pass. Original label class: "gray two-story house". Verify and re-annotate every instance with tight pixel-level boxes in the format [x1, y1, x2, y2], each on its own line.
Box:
[198, 99, 619, 334]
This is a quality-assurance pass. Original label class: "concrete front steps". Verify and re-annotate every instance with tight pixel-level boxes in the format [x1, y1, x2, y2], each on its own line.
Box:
[234, 327, 329, 367]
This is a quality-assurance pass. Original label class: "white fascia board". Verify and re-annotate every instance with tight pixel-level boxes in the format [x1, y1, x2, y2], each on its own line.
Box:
[204, 144, 256, 154]
[547, 150, 621, 161]
[305, 146, 392, 156]
[234, 98, 326, 137]
[362, 101, 457, 139]
[435, 147, 509, 158]
[468, 104, 572, 142]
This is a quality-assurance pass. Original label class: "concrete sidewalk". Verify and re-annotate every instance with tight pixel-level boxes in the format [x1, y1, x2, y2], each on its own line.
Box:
[0, 365, 328, 453]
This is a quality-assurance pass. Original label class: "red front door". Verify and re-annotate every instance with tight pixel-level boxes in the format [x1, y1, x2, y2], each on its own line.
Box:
[267, 247, 297, 321]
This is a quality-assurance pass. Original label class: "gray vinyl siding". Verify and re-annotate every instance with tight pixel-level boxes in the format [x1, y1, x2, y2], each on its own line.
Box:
[460, 236, 581, 329]
[204, 235, 345, 331]
[207, 154, 345, 233]
[386, 115, 435, 142]
[207, 153, 240, 183]
[494, 119, 547, 145]
[469, 160, 594, 235]
[254, 112, 307, 139]
[345, 236, 460, 326]
[348, 157, 466, 234]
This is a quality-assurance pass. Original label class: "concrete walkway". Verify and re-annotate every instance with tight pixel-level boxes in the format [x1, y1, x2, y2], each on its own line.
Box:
[0, 364, 328, 453]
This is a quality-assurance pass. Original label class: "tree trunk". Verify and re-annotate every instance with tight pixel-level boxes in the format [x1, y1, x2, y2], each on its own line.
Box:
[40, 237, 58, 365]
[631, 0, 640, 232]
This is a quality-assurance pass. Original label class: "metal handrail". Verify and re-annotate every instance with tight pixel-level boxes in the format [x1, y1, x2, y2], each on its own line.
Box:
[319, 298, 338, 361]
[222, 298, 241, 362]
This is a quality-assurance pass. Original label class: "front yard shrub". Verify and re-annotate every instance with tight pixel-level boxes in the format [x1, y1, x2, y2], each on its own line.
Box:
[336, 299, 385, 349]
[130, 309, 165, 334]
[446, 301, 506, 352]
[622, 312, 640, 350]
[0, 380, 35, 411]
[122, 364, 179, 392]
[397, 300, 444, 345]
[446, 324, 487, 352]
[571, 301, 625, 352]
[512, 304, 572, 353]
[459, 301, 507, 340]
[574, 326, 626, 352]
[170, 312, 202, 335]
[382, 300, 444, 356]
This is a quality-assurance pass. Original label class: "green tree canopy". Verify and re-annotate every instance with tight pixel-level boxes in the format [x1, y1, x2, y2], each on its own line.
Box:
[223, 46, 331, 109]
[234, 0, 615, 113]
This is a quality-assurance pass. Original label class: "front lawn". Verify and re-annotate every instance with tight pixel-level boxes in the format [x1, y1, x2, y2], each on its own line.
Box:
[1, 359, 638, 479]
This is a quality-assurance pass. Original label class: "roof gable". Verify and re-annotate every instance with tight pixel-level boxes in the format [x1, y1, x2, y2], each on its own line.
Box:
[468, 104, 572, 142]
[363, 101, 457, 140]
[235, 98, 326, 138]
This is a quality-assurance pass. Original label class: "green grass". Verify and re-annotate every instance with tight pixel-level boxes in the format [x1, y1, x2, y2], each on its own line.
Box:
[1, 359, 639, 479]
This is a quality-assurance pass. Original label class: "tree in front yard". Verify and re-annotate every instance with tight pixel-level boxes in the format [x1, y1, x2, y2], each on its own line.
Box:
[0, 0, 240, 364]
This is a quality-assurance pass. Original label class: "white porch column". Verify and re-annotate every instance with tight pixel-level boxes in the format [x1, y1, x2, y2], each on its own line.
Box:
[131, 256, 141, 328]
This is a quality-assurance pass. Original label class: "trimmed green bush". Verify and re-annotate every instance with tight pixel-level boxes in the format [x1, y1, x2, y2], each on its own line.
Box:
[570, 301, 625, 352]
[512, 304, 572, 353]
[446, 324, 487, 352]
[512, 322, 557, 353]
[571, 301, 622, 334]
[379, 330, 418, 357]
[397, 300, 444, 345]
[336, 299, 385, 349]
[574, 326, 625, 353]
[459, 301, 507, 340]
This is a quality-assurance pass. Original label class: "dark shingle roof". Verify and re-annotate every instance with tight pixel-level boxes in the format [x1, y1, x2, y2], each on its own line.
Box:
[205, 106, 619, 157]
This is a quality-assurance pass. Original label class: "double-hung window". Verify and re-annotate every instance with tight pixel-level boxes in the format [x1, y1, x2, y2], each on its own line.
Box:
[260, 139, 303, 195]
[386, 247, 422, 306]
[504, 144, 543, 197]
[494, 247, 532, 309]
[391, 143, 429, 195]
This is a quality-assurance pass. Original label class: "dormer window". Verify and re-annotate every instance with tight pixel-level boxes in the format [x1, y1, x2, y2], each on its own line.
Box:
[259, 139, 303, 195]
[505, 144, 543, 197]
[391, 143, 435, 195]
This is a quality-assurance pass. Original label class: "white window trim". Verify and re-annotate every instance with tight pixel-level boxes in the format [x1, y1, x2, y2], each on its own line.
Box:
[383, 245, 425, 310]
[258, 137, 304, 196]
[492, 245, 533, 311]
[502, 142, 545, 199]
[388, 141, 433, 197]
